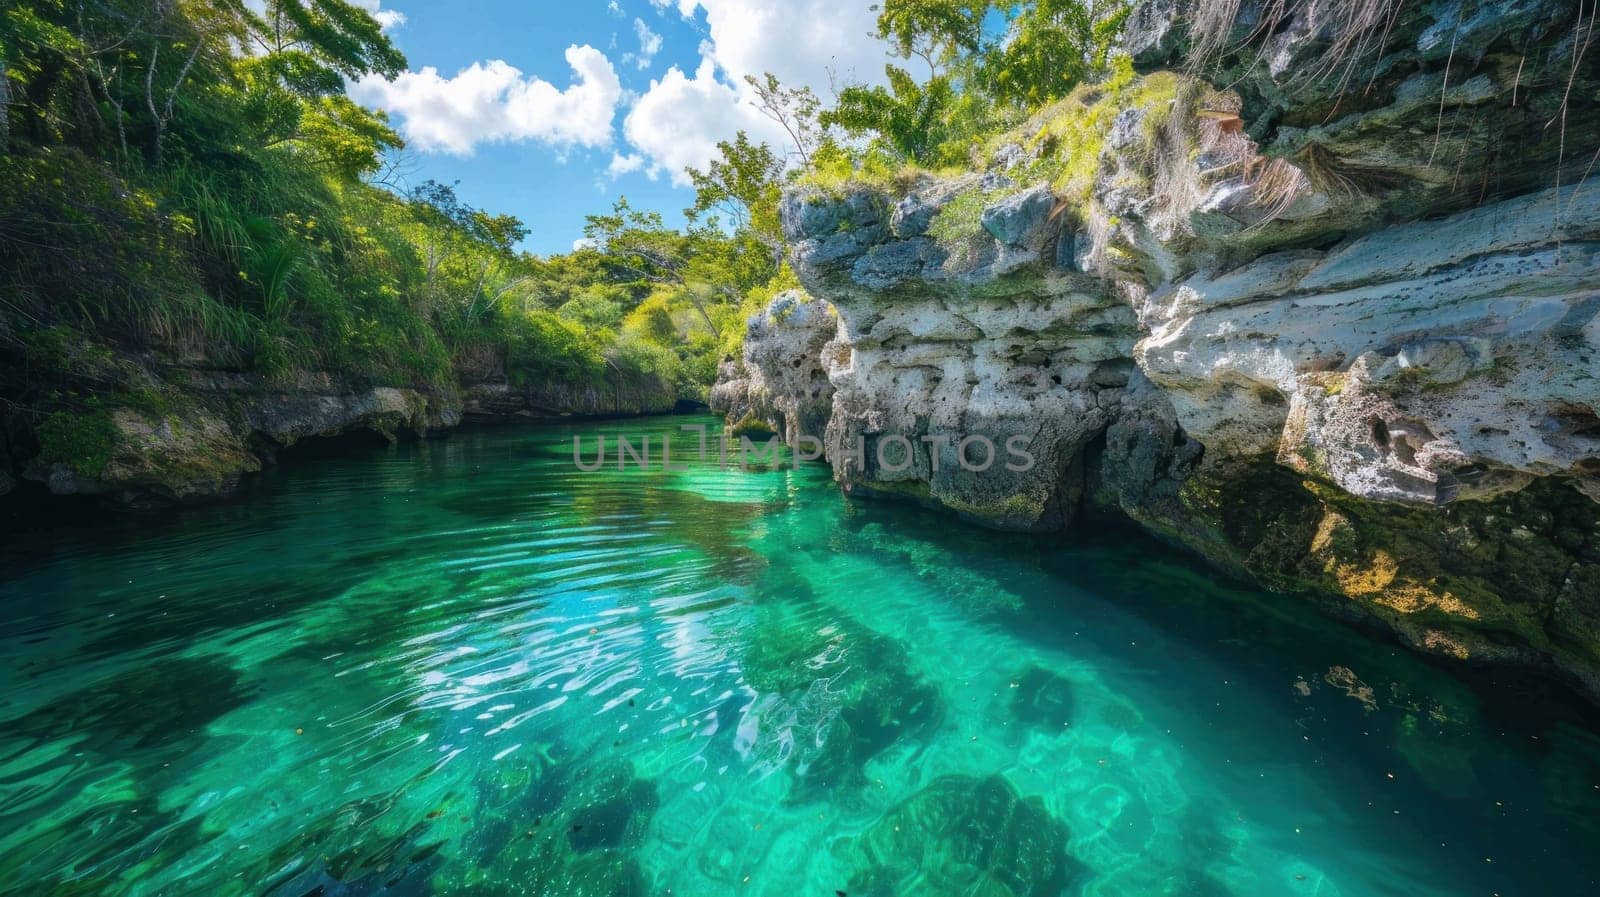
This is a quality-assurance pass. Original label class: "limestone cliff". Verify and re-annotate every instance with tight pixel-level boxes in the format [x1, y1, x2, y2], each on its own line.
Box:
[718, 0, 1600, 696]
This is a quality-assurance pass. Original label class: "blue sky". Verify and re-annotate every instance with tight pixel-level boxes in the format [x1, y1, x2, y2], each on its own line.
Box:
[347, 1, 895, 256]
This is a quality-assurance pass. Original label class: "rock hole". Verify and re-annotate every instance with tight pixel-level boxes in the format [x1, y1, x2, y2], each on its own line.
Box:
[1369, 417, 1390, 449]
[1050, 374, 1063, 386]
[1552, 404, 1600, 439]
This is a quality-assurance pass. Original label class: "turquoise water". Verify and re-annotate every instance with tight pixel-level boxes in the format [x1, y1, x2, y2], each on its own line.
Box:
[3, 416, 1598, 897]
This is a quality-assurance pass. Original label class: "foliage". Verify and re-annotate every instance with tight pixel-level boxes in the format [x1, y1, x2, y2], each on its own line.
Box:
[824, 65, 962, 164]
[501, 310, 603, 388]
[0, 0, 1142, 428]
[822, 0, 1130, 166]
[979, 0, 1131, 107]
[686, 132, 784, 254]
[0, 0, 781, 416]
[1001, 60, 1182, 203]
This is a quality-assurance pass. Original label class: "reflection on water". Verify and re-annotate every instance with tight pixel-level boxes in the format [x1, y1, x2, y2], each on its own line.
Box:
[2, 416, 1598, 897]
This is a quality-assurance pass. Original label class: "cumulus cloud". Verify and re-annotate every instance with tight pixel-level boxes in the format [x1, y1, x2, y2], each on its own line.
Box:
[607, 152, 650, 178]
[349, 46, 622, 155]
[621, 58, 786, 185]
[682, 0, 890, 92]
[614, 0, 892, 183]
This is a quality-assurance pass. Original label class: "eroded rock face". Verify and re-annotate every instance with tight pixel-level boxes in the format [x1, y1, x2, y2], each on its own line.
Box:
[708, 291, 838, 446]
[716, 0, 1600, 695]
[1140, 185, 1600, 507]
[461, 379, 676, 423]
[3, 334, 684, 504]
[780, 175, 1136, 530]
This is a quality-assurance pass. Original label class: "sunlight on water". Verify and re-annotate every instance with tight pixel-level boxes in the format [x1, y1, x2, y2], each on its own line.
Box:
[2, 416, 1598, 897]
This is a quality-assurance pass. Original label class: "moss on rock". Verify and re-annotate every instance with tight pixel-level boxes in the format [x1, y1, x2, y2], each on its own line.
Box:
[34, 410, 120, 478]
[1134, 458, 1600, 696]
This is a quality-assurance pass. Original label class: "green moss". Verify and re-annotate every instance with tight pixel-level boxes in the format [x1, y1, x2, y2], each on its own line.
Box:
[998, 60, 1186, 206]
[927, 185, 1013, 260]
[858, 478, 933, 502]
[728, 413, 777, 440]
[798, 142, 962, 199]
[943, 491, 1049, 529]
[35, 410, 120, 478]
[110, 385, 177, 418]
[20, 325, 118, 377]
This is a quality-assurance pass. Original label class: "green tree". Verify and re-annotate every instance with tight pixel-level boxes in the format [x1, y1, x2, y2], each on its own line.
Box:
[823, 65, 957, 163]
[875, 0, 987, 79]
[980, 0, 1129, 107]
[685, 131, 785, 260]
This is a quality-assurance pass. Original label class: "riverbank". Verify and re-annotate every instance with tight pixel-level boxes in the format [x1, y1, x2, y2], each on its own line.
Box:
[0, 359, 689, 508]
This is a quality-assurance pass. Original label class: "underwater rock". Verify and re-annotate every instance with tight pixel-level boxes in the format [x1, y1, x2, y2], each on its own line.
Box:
[565, 759, 659, 852]
[9, 656, 251, 751]
[740, 614, 942, 791]
[1009, 666, 1077, 727]
[438, 758, 657, 897]
[843, 774, 1076, 897]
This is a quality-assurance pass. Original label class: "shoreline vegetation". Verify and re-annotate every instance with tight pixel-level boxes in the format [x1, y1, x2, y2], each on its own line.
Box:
[0, 0, 1129, 504]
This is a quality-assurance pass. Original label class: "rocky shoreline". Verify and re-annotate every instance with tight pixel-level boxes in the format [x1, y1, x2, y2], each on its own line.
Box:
[713, 0, 1600, 699]
[0, 360, 683, 507]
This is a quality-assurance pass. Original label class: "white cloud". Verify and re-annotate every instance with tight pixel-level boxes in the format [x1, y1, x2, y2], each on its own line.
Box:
[681, 0, 890, 94]
[607, 0, 624, 17]
[607, 152, 650, 178]
[351, 0, 406, 30]
[350, 46, 622, 155]
[616, 1, 891, 186]
[631, 18, 663, 70]
[621, 58, 788, 186]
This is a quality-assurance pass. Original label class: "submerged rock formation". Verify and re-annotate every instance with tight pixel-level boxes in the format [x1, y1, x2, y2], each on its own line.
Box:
[719, 0, 1600, 696]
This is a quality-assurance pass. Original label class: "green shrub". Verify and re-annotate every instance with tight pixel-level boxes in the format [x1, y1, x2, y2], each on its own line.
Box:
[503, 310, 605, 388]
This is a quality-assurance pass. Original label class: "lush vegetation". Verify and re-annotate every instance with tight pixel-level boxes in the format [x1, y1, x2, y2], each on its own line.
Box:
[821, 0, 1130, 167]
[676, 0, 1134, 272]
[0, 0, 1129, 430]
[0, 0, 780, 410]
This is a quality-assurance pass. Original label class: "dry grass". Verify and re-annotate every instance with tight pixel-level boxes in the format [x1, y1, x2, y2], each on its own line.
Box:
[1250, 157, 1312, 219]
[1187, 0, 1408, 101]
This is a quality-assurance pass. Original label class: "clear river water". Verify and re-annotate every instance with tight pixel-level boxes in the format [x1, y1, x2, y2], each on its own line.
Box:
[3, 415, 1599, 897]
